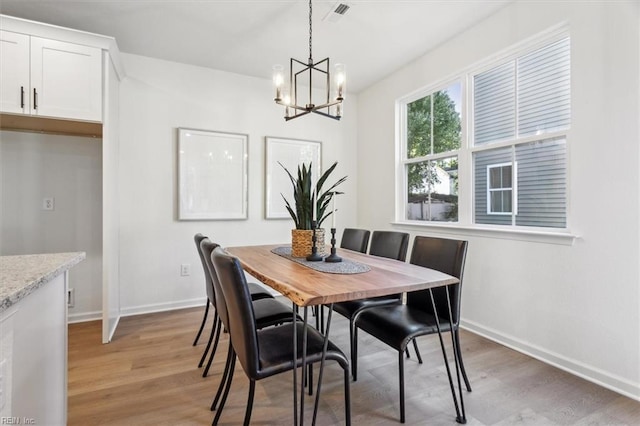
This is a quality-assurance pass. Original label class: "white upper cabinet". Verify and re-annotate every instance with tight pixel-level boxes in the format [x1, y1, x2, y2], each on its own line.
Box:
[0, 30, 102, 122]
[30, 37, 102, 121]
[0, 30, 30, 114]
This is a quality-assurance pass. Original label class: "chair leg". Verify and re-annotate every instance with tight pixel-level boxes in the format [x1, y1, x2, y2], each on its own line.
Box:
[313, 305, 325, 333]
[412, 339, 423, 364]
[198, 313, 218, 368]
[454, 329, 472, 392]
[352, 325, 358, 381]
[203, 317, 223, 377]
[405, 348, 410, 359]
[193, 302, 210, 346]
[212, 355, 236, 425]
[243, 379, 256, 426]
[303, 362, 313, 395]
[399, 350, 405, 424]
[344, 366, 352, 426]
[211, 345, 234, 411]
[349, 318, 356, 381]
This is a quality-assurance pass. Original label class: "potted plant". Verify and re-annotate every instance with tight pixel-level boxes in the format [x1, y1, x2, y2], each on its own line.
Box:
[280, 161, 346, 257]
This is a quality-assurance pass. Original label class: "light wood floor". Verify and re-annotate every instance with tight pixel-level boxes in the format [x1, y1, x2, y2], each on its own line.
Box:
[68, 306, 639, 425]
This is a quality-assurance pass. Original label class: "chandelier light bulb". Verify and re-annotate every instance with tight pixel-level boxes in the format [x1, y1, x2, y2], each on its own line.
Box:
[334, 63, 346, 99]
[273, 65, 284, 100]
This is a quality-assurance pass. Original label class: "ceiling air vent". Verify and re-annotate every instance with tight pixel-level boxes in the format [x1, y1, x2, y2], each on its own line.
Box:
[334, 4, 350, 15]
[323, 2, 351, 23]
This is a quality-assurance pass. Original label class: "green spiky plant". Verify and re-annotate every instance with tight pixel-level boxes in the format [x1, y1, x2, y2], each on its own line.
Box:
[279, 161, 347, 230]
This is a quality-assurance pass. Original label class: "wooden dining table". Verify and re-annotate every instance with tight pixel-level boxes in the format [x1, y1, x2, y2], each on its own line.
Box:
[226, 244, 467, 425]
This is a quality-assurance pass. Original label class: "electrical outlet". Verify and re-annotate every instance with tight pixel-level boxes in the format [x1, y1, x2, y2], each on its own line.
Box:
[42, 197, 55, 211]
[67, 288, 75, 308]
[180, 264, 191, 277]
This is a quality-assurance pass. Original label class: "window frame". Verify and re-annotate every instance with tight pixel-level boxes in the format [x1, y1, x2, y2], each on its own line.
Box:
[486, 161, 517, 216]
[397, 79, 464, 224]
[394, 25, 575, 243]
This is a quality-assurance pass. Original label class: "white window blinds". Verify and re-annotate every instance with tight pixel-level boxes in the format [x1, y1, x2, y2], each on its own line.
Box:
[474, 37, 570, 145]
[518, 38, 570, 137]
[474, 62, 515, 145]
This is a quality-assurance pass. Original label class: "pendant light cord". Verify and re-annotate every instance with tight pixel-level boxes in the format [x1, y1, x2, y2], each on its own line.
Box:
[308, 0, 313, 62]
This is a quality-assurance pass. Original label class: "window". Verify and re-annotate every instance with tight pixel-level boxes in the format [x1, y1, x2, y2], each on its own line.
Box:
[402, 82, 461, 222]
[398, 34, 570, 231]
[473, 37, 569, 228]
[487, 163, 514, 215]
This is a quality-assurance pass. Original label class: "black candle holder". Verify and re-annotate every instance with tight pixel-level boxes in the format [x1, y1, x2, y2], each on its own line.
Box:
[306, 220, 323, 262]
[324, 227, 342, 263]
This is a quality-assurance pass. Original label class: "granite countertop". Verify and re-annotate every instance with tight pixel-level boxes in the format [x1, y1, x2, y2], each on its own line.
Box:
[0, 252, 85, 313]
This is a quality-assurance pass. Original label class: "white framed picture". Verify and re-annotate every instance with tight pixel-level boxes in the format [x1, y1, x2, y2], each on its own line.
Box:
[265, 137, 321, 219]
[178, 128, 248, 220]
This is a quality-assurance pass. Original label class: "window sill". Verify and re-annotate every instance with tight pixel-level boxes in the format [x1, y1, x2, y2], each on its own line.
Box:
[391, 221, 578, 246]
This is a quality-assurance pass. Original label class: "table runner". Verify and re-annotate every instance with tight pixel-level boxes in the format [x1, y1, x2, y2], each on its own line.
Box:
[271, 246, 370, 274]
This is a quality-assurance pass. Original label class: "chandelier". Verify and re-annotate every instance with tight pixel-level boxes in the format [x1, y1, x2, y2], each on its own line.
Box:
[272, 0, 346, 121]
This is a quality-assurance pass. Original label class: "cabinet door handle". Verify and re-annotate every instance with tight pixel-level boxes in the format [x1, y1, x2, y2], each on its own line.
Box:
[33, 88, 38, 110]
[20, 86, 25, 108]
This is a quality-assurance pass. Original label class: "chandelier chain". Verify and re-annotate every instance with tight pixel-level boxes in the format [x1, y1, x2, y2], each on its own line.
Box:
[308, 0, 313, 61]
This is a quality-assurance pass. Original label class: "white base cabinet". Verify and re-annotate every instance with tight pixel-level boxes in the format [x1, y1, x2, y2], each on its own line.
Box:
[1, 273, 68, 425]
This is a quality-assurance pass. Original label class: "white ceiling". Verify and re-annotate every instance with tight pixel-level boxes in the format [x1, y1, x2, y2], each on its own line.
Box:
[0, 0, 512, 93]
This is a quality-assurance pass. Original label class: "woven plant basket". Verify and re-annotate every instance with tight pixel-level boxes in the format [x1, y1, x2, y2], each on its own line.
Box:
[291, 229, 326, 258]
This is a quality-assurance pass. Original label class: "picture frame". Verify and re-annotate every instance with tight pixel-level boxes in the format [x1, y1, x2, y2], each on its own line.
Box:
[265, 136, 322, 219]
[178, 128, 248, 220]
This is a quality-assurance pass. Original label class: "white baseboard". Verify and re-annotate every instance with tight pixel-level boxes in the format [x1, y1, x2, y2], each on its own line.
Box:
[67, 298, 207, 323]
[68, 310, 101, 324]
[120, 297, 207, 318]
[460, 318, 640, 401]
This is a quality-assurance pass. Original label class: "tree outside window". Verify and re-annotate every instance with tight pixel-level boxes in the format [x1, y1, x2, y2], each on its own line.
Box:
[405, 83, 461, 222]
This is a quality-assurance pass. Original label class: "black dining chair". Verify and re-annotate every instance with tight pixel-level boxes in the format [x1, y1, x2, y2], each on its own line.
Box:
[192, 233, 273, 346]
[198, 238, 296, 378]
[309, 228, 370, 332]
[193, 233, 214, 347]
[332, 230, 410, 380]
[313, 228, 370, 332]
[202, 240, 314, 416]
[193, 234, 275, 374]
[355, 236, 471, 423]
[211, 246, 351, 426]
[340, 228, 371, 253]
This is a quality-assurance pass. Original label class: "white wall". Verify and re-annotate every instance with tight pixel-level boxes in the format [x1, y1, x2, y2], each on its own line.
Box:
[0, 131, 103, 318]
[357, 1, 639, 399]
[118, 54, 358, 315]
